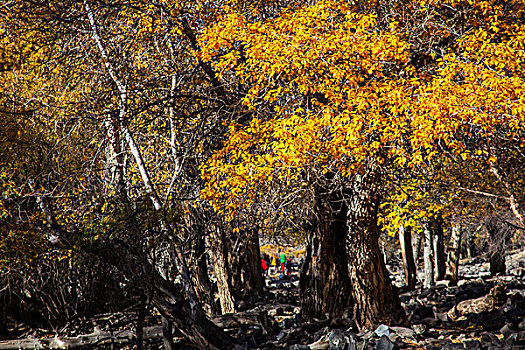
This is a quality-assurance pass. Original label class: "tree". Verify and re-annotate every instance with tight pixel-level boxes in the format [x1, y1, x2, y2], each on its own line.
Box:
[199, 0, 525, 330]
[0, 1, 246, 347]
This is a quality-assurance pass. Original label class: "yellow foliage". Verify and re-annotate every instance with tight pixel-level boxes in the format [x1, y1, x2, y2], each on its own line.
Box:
[198, 0, 525, 225]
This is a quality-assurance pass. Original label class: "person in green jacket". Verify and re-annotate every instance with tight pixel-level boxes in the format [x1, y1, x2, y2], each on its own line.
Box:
[279, 249, 286, 274]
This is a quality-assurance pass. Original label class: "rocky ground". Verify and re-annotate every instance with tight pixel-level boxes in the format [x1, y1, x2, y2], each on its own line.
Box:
[250, 249, 525, 349]
[1, 250, 524, 349]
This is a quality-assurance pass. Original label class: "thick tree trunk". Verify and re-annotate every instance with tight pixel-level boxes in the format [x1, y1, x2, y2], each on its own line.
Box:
[399, 225, 416, 290]
[300, 180, 353, 322]
[431, 217, 446, 281]
[238, 228, 265, 301]
[423, 223, 434, 289]
[212, 225, 264, 312]
[486, 218, 506, 276]
[345, 168, 405, 330]
[210, 225, 237, 314]
[445, 223, 462, 286]
[189, 230, 219, 316]
[186, 208, 219, 316]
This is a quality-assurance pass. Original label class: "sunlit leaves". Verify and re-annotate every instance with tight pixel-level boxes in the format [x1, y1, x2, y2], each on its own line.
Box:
[199, 0, 525, 229]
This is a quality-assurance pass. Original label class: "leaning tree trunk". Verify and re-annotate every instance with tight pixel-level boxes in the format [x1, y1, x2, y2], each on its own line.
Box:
[399, 225, 416, 290]
[300, 177, 353, 322]
[345, 167, 405, 330]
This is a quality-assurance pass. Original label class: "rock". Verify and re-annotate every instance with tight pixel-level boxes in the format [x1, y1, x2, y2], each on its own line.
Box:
[467, 310, 506, 331]
[518, 320, 525, 330]
[377, 335, 396, 350]
[374, 324, 390, 337]
[358, 330, 374, 340]
[500, 324, 515, 337]
[448, 283, 507, 321]
[410, 305, 434, 322]
[291, 345, 310, 350]
[436, 280, 451, 287]
[328, 329, 355, 350]
[480, 332, 500, 344]
[462, 339, 481, 349]
[389, 326, 416, 339]
[504, 330, 525, 346]
[411, 323, 427, 335]
[275, 331, 286, 341]
[434, 311, 449, 322]
[422, 317, 439, 327]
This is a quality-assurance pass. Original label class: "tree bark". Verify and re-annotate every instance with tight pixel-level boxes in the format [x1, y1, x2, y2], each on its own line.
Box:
[300, 179, 353, 322]
[399, 225, 416, 290]
[412, 230, 422, 270]
[237, 228, 265, 301]
[445, 223, 462, 286]
[431, 216, 446, 282]
[423, 223, 434, 289]
[210, 225, 237, 314]
[186, 208, 219, 316]
[92, 240, 238, 350]
[489, 163, 525, 228]
[137, 290, 145, 350]
[345, 167, 405, 330]
[486, 218, 506, 276]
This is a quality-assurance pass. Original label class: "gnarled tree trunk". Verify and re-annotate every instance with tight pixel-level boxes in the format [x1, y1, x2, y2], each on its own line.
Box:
[237, 227, 265, 301]
[345, 167, 405, 330]
[300, 178, 353, 322]
[486, 218, 506, 276]
[210, 225, 237, 314]
[188, 220, 219, 316]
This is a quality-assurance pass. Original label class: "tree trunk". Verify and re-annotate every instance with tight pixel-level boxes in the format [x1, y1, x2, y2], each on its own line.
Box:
[486, 218, 506, 276]
[137, 290, 145, 350]
[431, 217, 446, 282]
[412, 230, 422, 270]
[423, 223, 434, 289]
[399, 225, 416, 290]
[91, 239, 238, 350]
[186, 208, 219, 316]
[345, 168, 405, 330]
[445, 223, 462, 286]
[300, 179, 354, 322]
[210, 225, 237, 314]
[189, 230, 219, 316]
[161, 316, 174, 350]
[238, 228, 265, 301]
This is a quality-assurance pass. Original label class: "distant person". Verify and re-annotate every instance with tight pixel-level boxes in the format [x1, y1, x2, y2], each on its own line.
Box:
[280, 250, 286, 274]
[261, 256, 268, 276]
[264, 253, 271, 270]
[272, 254, 278, 274]
[285, 258, 293, 276]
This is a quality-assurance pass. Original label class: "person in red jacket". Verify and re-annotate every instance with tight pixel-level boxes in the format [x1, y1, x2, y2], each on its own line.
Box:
[261, 256, 268, 276]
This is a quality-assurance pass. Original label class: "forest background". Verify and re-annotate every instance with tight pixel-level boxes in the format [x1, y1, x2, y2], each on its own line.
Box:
[1, 0, 524, 349]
